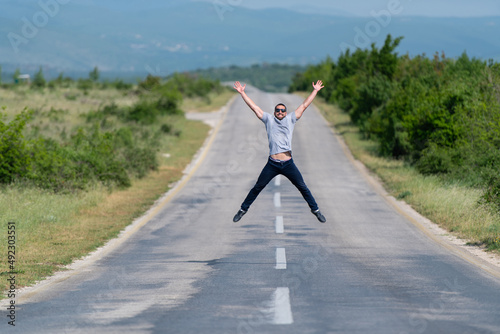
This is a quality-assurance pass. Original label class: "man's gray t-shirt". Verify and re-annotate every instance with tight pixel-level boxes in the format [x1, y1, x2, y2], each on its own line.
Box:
[261, 112, 298, 156]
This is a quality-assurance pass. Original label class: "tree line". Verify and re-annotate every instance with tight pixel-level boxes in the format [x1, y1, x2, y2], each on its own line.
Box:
[2, 66, 133, 91]
[290, 35, 500, 209]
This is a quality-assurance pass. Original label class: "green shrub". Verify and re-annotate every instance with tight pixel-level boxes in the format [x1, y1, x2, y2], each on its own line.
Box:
[0, 109, 32, 183]
[77, 79, 93, 91]
[112, 79, 133, 90]
[122, 146, 158, 179]
[70, 126, 131, 188]
[351, 74, 393, 133]
[160, 124, 172, 134]
[332, 76, 358, 111]
[32, 67, 46, 88]
[480, 174, 500, 211]
[156, 88, 183, 115]
[127, 87, 182, 123]
[127, 100, 159, 124]
[164, 72, 221, 99]
[19, 122, 161, 192]
[138, 74, 161, 91]
[415, 143, 454, 175]
[27, 137, 84, 191]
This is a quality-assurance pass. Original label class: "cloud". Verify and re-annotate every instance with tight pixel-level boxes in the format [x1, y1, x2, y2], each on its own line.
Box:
[163, 43, 191, 52]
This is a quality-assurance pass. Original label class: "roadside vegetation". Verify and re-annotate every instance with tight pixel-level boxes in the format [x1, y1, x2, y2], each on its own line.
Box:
[0, 69, 231, 294]
[290, 35, 500, 252]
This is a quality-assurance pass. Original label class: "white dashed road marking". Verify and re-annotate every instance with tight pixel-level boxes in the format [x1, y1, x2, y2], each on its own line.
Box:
[271, 287, 293, 324]
[275, 216, 284, 234]
[275, 248, 287, 269]
[274, 192, 281, 208]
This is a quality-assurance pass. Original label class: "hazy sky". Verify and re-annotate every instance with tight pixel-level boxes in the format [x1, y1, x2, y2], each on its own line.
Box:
[203, 0, 500, 17]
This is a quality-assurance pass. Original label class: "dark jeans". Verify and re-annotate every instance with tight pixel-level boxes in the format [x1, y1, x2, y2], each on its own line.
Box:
[241, 157, 319, 212]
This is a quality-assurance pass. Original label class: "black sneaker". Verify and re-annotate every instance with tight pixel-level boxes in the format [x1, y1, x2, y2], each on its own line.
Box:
[233, 209, 247, 223]
[312, 209, 326, 223]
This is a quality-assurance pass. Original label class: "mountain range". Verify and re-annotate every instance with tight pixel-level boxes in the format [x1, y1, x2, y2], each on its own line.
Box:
[1, 0, 499, 80]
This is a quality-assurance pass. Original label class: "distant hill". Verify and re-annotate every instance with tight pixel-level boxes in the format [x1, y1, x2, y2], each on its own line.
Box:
[1, 1, 499, 79]
[189, 63, 307, 92]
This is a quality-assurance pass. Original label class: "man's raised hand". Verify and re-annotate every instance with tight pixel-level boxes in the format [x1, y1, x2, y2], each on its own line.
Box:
[312, 80, 324, 91]
[233, 81, 246, 94]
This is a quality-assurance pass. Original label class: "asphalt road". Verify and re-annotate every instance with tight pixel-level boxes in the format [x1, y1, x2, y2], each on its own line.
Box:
[4, 87, 500, 334]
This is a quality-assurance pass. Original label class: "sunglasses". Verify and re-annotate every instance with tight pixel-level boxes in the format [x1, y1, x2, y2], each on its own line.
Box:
[275, 108, 287, 113]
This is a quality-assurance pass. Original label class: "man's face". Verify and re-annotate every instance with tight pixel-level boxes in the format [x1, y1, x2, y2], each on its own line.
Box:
[274, 105, 287, 120]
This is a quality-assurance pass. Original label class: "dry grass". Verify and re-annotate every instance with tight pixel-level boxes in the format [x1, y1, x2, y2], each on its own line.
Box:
[1, 85, 137, 116]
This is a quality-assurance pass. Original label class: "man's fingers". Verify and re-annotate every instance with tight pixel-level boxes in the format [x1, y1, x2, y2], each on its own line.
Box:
[313, 80, 324, 89]
[233, 81, 246, 92]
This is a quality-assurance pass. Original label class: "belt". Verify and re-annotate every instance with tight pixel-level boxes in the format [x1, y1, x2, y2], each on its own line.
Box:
[269, 156, 292, 163]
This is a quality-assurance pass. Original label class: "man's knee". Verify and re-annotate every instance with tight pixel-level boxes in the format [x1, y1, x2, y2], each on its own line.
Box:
[294, 182, 310, 192]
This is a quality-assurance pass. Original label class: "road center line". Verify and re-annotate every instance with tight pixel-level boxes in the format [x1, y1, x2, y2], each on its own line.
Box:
[274, 192, 281, 208]
[274, 175, 281, 186]
[275, 216, 284, 234]
[271, 287, 294, 324]
[275, 248, 287, 269]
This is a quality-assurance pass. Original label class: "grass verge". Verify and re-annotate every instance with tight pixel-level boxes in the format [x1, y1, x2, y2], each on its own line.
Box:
[0, 94, 227, 296]
[308, 94, 500, 253]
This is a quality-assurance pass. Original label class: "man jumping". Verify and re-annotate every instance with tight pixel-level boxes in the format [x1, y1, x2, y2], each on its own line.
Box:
[232, 80, 326, 223]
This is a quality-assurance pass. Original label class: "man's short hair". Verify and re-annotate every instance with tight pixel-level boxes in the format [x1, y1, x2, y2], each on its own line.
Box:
[274, 103, 287, 112]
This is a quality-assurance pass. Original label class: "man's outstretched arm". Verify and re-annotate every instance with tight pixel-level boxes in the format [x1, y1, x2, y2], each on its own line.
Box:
[295, 80, 324, 119]
[233, 81, 264, 119]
